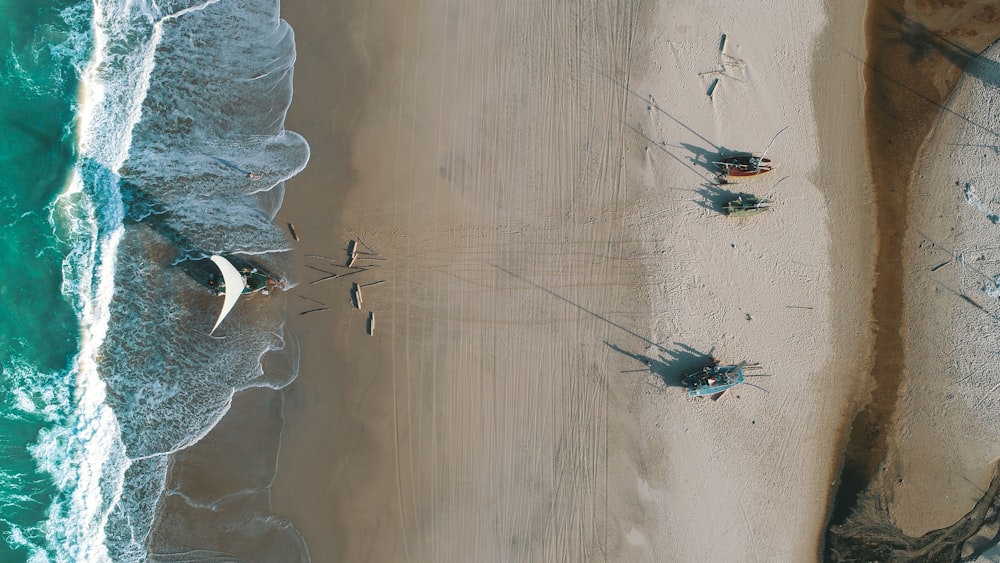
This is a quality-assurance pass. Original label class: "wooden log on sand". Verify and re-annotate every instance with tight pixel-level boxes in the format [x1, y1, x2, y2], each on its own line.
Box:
[707, 77, 719, 98]
[367, 311, 374, 335]
[347, 239, 357, 255]
[287, 223, 300, 241]
[352, 282, 363, 308]
[961, 293, 986, 311]
[305, 255, 367, 269]
[298, 295, 326, 306]
[300, 307, 329, 316]
[306, 264, 339, 276]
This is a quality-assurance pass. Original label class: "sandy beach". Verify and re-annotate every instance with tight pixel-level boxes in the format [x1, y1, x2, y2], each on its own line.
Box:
[269, 0, 874, 561]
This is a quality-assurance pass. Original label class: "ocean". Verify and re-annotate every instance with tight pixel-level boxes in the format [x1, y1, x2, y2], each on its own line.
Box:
[0, 0, 308, 560]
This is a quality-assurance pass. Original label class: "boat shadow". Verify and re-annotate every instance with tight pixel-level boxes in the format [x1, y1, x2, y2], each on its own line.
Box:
[695, 183, 744, 215]
[606, 341, 715, 389]
[882, 3, 1000, 93]
[678, 142, 728, 176]
[119, 179, 284, 293]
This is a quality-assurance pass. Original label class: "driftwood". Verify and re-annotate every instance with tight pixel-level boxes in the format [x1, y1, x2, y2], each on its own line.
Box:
[300, 307, 329, 316]
[352, 283, 363, 308]
[305, 255, 367, 269]
[298, 295, 326, 306]
[306, 264, 339, 276]
[287, 223, 300, 241]
[367, 311, 375, 335]
[309, 269, 369, 284]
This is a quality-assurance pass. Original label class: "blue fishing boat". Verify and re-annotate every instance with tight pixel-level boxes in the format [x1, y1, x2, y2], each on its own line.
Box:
[682, 360, 746, 398]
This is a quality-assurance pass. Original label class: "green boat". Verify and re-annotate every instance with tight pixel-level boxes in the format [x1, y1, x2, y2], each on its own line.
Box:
[725, 194, 771, 217]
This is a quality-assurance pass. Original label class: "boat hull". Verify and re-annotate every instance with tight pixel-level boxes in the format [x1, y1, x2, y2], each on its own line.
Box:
[725, 196, 771, 217]
[683, 364, 745, 397]
[715, 155, 772, 177]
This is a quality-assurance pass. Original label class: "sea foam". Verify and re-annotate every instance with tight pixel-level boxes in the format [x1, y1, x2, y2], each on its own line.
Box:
[42, 0, 309, 559]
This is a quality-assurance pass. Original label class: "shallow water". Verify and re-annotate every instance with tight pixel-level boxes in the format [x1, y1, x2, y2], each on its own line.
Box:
[1, 0, 309, 559]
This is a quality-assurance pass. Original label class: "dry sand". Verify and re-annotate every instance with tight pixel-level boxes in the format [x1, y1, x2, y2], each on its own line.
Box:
[272, 0, 871, 561]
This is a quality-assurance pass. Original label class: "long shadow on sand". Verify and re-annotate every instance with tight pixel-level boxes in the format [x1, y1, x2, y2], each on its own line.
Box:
[695, 183, 743, 215]
[678, 142, 728, 176]
[880, 3, 1000, 93]
[606, 341, 714, 389]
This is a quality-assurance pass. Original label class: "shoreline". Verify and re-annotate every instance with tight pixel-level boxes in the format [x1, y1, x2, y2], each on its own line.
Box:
[827, 0, 1000, 558]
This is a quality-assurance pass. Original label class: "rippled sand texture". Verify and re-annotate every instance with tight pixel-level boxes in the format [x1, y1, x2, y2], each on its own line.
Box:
[275, 0, 870, 561]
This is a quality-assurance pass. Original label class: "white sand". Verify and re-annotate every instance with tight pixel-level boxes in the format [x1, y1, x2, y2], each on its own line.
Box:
[624, 2, 869, 560]
[272, 0, 872, 560]
[889, 41, 1000, 538]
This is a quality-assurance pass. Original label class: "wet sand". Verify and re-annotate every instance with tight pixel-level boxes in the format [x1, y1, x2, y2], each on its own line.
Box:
[273, 0, 647, 559]
[826, 1, 1000, 559]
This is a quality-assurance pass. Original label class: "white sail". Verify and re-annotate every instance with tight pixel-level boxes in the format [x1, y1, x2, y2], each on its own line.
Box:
[210, 255, 246, 335]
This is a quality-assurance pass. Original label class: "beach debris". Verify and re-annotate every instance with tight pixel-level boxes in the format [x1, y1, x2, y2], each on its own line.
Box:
[931, 260, 951, 272]
[963, 182, 999, 224]
[706, 77, 720, 98]
[303, 235, 386, 335]
[300, 307, 329, 316]
[961, 293, 986, 311]
[288, 223, 300, 241]
[298, 295, 326, 306]
[308, 267, 371, 284]
[984, 274, 1000, 298]
[306, 254, 368, 268]
[352, 282, 363, 308]
[306, 264, 339, 276]
[699, 34, 745, 94]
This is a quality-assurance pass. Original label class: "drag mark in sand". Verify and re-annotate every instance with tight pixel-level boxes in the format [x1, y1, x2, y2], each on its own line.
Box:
[492, 264, 665, 354]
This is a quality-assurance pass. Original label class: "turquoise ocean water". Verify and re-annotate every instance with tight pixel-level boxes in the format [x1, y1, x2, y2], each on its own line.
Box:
[0, 0, 308, 560]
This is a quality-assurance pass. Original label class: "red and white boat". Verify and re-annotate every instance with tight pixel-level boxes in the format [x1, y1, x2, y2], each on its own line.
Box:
[714, 126, 787, 179]
[715, 154, 772, 177]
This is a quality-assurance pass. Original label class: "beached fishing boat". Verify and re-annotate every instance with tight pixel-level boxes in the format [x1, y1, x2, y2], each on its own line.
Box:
[682, 360, 746, 397]
[725, 194, 771, 217]
[715, 126, 787, 179]
[208, 255, 284, 334]
[716, 154, 772, 177]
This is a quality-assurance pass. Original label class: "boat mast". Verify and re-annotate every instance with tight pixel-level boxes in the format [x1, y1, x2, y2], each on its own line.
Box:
[753, 126, 788, 172]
